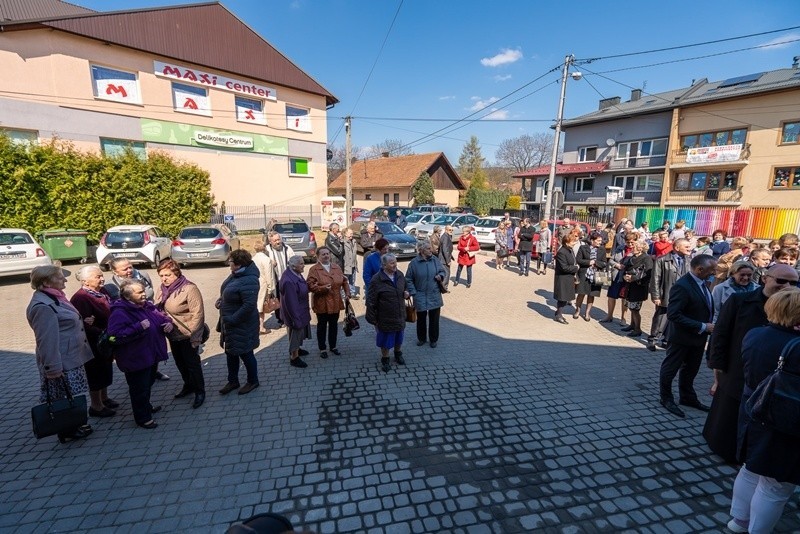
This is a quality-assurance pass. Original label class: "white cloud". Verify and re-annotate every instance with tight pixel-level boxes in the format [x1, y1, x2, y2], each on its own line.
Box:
[468, 96, 499, 112]
[438, 95, 456, 101]
[480, 48, 523, 67]
[758, 33, 800, 49]
[494, 74, 512, 82]
[482, 109, 509, 120]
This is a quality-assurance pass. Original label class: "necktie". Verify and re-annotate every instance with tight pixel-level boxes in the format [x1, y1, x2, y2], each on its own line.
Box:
[701, 282, 712, 319]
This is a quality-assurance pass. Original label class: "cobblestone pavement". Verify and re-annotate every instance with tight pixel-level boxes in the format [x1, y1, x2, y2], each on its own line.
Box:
[1, 253, 798, 533]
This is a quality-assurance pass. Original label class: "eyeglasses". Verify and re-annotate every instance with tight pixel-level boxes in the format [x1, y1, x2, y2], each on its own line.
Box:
[767, 276, 797, 285]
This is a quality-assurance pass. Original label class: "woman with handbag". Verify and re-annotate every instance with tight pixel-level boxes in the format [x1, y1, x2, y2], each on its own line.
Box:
[620, 241, 653, 338]
[155, 259, 207, 409]
[574, 232, 608, 322]
[343, 228, 360, 299]
[26, 265, 94, 443]
[454, 226, 479, 288]
[494, 221, 508, 270]
[553, 233, 580, 324]
[405, 241, 447, 348]
[534, 220, 552, 275]
[727, 287, 800, 534]
[366, 253, 409, 373]
[306, 247, 350, 360]
[601, 231, 639, 325]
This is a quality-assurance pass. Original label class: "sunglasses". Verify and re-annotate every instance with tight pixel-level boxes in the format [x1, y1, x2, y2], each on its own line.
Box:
[768, 276, 797, 285]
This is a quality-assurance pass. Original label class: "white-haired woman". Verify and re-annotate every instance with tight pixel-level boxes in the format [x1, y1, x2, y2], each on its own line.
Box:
[366, 253, 409, 373]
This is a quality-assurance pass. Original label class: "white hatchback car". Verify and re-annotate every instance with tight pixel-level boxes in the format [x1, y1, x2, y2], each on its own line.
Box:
[0, 228, 52, 277]
[473, 216, 521, 247]
[96, 225, 173, 270]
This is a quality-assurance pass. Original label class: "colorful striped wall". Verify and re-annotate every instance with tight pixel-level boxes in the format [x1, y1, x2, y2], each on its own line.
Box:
[612, 206, 800, 241]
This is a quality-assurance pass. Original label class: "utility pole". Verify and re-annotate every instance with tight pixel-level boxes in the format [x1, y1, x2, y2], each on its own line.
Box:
[345, 116, 352, 226]
[545, 54, 574, 244]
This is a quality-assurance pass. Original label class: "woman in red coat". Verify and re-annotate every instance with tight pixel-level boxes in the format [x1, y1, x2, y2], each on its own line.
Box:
[454, 225, 479, 288]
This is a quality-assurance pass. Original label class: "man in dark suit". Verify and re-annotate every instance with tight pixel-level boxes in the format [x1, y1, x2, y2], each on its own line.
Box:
[647, 238, 691, 351]
[659, 254, 718, 417]
[438, 225, 454, 290]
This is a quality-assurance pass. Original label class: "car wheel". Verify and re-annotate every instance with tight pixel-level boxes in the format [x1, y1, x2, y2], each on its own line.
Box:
[151, 251, 161, 269]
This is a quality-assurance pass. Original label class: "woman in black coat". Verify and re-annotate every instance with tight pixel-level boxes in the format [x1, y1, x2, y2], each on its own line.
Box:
[620, 241, 653, 337]
[366, 253, 409, 373]
[553, 234, 579, 324]
[727, 287, 800, 534]
[574, 231, 608, 322]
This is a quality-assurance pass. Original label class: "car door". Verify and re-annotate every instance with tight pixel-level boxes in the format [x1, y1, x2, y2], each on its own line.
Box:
[222, 225, 240, 251]
[153, 227, 171, 258]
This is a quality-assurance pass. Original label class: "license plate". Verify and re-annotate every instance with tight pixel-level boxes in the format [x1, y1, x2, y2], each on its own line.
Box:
[188, 253, 209, 258]
[113, 253, 136, 258]
[0, 253, 25, 260]
[285, 238, 302, 243]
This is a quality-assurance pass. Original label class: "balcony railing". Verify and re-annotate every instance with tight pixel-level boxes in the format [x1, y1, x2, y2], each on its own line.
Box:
[665, 188, 742, 204]
[671, 144, 750, 166]
[563, 190, 662, 204]
[606, 155, 667, 170]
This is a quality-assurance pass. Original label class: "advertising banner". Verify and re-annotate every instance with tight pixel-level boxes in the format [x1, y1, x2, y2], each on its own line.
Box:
[140, 119, 288, 155]
[686, 144, 742, 164]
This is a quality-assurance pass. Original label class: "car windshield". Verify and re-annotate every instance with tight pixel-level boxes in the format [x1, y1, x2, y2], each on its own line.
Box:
[0, 232, 33, 245]
[180, 227, 221, 239]
[474, 219, 500, 228]
[273, 222, 309, 234]
[431, 215, 458, 225]
[105, 232, 145, 244]
[405, 213, 425, 223]
[376, 222, 404, 234]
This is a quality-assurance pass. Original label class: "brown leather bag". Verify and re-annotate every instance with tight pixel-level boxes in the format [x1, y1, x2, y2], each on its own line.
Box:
[405, 297, 417, 323]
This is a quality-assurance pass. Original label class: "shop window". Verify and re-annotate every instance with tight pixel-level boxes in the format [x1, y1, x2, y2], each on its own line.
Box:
[781, 121, 800, 145]
[289, 157, 311, 177]
[578, 146, 597, 162]
[100, 138, 146, 159]
[1, 128, 38, 146]
[771, 166, 800, 189]
[172, 82, 210, 116]
[574, 177, 594, 192]
[91, 65, 141, 104]
[286, 105, 311, 132]
[235, 97, 266, 125]
[680, 128, 747, 151]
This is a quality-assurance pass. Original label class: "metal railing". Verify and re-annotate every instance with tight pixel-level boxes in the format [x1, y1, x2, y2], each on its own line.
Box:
[664, 189, 742, 204]
[210, 205, 321, 231]
[606, 155, 667, 170]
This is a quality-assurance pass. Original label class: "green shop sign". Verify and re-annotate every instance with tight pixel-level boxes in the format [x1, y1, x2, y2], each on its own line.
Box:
[140, 119, 288, 155]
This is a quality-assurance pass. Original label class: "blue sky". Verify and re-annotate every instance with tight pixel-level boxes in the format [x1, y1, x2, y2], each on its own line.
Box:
[77, 0, 800, 164]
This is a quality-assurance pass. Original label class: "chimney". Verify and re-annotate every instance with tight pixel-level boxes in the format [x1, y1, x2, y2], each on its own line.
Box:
[793, 55, 799, 69]
[630, 89, 642, 101]
[598, 96, 621, 110]
[381, 151, 390, 158]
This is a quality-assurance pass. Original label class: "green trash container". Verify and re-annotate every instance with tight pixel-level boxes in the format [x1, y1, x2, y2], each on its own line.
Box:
[37, 229, 89, 263]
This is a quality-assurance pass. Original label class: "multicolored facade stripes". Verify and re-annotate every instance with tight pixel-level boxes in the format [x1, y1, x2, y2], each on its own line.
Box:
[612, 206, 800, 241]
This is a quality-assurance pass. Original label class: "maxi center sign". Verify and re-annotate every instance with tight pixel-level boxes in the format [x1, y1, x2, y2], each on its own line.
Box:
[154, 61, 277, 101]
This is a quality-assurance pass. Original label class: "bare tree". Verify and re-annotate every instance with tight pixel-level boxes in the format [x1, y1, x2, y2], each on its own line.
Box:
[495, 133, 553, 172]
[326, 143, 363, 183]
[363, 138, 414, 159]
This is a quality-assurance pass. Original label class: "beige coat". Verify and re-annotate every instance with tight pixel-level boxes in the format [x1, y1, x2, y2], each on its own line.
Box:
[306, 262, 349, 315]
[155, 282, 205, 347]
[252, 251, 274, 309]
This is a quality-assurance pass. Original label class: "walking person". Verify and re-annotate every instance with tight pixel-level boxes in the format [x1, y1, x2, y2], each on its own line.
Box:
[438, 226, 454, 290]
[647, 238, 691, 351]
[574, 232, 607, 322]
[155, 259, 206, 409]
[516, 218, 535, 276]
[553, 234, 580, 324]
[217, 250, 261, 395]
[343, 228, 360, 299]
[454, 226, 479, 288]
[366, 254, 409, 373]
[534, 220, 552, 275]
[280, 255, 312, 368]
[306, 247, 349, 360]
[406, 242, 447, 349]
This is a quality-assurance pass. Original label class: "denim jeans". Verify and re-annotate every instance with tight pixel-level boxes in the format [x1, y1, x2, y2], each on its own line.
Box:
[519, 251, 532, 273]
[455, 264, 473, 285]
[226, 350, 258, 385]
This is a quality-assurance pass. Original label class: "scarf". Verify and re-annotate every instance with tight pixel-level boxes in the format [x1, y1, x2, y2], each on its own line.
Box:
[159, 275, 190, 307]
[41, 287, 80, 314]
[84, 286, 110, 303]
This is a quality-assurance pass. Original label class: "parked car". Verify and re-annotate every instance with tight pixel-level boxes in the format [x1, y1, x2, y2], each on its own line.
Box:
[96, 225, 172, 270]
[450, 206, 476, 214]
[351, 207, 369, 220]
[414, 204, 449, 215]
[367, 206, 414, 222]
[348, 221, 418, 259]
[354, 209, 373, 223]
[473, 216, 521, 248]
[171, 224, 240, 266]
[403, 212, 440, 235]
[534, 220, 591, 252]
[413, 213, 481, 240]
[0, 228, 52, 278]
[264, 218, 317, 262]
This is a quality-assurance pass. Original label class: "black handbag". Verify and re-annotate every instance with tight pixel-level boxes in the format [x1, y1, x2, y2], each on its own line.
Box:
[31, 376, 88, 439]
[745, 337, 800, 438]
[496, 247, 509, 259]
[343, 300, 360, 337]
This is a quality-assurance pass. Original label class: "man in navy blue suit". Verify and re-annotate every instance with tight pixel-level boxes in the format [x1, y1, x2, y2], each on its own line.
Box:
[659, 254, 718, 418]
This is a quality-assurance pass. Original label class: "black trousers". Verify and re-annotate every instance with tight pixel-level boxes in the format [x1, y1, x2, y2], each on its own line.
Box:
[648, 305, 668, 343]
[125, 364, 158, 425]
[442, 263, 451, 289]
[416, 307, 441, 343]
[169, 337, 205, 393]
[659, 342, 704, 404]
[316, 312, 340, 350]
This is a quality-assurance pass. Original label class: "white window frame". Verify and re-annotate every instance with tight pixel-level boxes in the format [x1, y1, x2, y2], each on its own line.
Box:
[172, 82, 211, 117]
[289, 157, 312, 177]
[574, 176, 594, 192]
[613, 174, 663, 192]
[286, 105, 311, 132]
[578, 146, 597, 162]
[616, 138, 668, 160]
[235, 96, 266, 125]
[91, 65, 141, 105]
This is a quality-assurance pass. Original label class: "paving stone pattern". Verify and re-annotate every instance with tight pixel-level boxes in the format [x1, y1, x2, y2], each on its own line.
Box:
[0, 255, 798, 533]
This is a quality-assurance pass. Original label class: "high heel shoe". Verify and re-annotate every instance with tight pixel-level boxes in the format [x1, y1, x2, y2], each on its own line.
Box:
[58, 425, 93, 443]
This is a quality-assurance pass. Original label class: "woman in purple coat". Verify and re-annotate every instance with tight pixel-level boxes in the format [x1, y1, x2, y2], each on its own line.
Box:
[107, 280, 173, 429]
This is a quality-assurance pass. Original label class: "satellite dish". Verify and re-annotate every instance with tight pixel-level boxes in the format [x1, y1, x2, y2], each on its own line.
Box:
[606, 138, 616, 147]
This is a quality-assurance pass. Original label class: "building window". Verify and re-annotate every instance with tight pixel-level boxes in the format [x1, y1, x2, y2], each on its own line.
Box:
[384, 193, 390, 204]
[286, 105, 311, 132]
[616, 138, 667, 159]
[365, 194, 372, 201]
[100, 138, 146, 159]
[289, 157, 311, 177]
[781, 121, 800, 145]
[674, 171, 738, 191]
[771, 166, 800, 189]
[574, 176, 594, 192]
[1, 128, 38, 146]
[578, 146, 597, 162]
[393, 193, 400, 205]
[235, 97, 266, 125]
[172, 82, 211, 116]
[91, 65, 141, 104]
[680, 128, 747, 151]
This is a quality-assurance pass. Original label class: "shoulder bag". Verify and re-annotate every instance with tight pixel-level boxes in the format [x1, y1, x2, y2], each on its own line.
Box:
[264, 291, 281, 313]
[745, 337, 800, 437]
[405, 297, 417, 323]
[343, 299, 360, 336]
[32, 376, 88, 439]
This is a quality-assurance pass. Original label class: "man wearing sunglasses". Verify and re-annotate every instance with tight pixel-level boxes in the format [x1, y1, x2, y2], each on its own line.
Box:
[704, 263, 799, 462]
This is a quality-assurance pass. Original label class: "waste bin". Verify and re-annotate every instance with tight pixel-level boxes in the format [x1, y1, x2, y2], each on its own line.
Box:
[37, 229, 89, 263]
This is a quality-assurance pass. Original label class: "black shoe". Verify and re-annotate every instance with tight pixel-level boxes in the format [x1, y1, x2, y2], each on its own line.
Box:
[381, 358, 391, 373]
[525, 271, 529, 277]
[330, 348, 341, 356]
[416, 340, 426, 346]
[660, 342, 668, 349]
[453, 281, 459, 287]
[394, 352, 405, 365]
[238, 383, 259, 395]
[620, 325, 634, 332]
[219, 382, 240, 395]
[150, 405, 162, 414]
[679, 400, 710, 412]
[290, 358, 308, 368]
[192, 392, 205, 409]
[174, 386, 193, 399]
[646, 342, 657, 352]
[138, 421, 158, 430]
[320, 350, 328, 359]
[554, 316, 568, 324]
[627, 330, 642, 337]
[466, 283, 471, 289]
[661, 400, 685, 418]
[430, 342, 437, 348]
[58, 426, 93, 443]
[88, 406, 116, 418]
[155, 371, 170, 381]
[102, 398, 120, 409]
[298, 348, 309, 356]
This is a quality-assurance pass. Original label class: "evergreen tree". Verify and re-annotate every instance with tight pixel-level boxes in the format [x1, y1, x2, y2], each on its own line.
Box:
[410, 172, 435, 206]
[458, 135, 487, 189]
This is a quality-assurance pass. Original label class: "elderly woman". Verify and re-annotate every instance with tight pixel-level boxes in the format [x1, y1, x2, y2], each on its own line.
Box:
[711, 229, 731, 258]
[574, 231, 608, 322]
[601, 231, 639, 325]
[620, 241, 654, 338]
[343, 228, 360, 299]
[366, 253, 409, 373]
[535, 220, 551, 275]
[280, 255, 312, 368]
[70, 265, 117, 418]
[429, 225, 442, 257]
[727, 287, 800, 534]
[306, 247, 349, 359]
[495, 221, 509, 270]
[27, 265, 94, 443]
[553, 233, 580, 324]
[155, 259, 206, 409]
[711, 261, 758, 322]
[218, 249, 261, 395]
[454, 225, 479, 288]
[107, 280, 173, 429]
[406, 242, 447, 348]
[252, 241, 274, 335]
[715, 236, 748, 286]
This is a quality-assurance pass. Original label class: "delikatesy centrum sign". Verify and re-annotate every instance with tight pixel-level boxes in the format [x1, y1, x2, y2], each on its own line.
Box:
[154, 61, 277, 101]
[193, 131, 254, 149]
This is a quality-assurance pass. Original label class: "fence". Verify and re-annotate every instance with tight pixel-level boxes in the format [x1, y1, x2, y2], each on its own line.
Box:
[211, 205, 322, 232]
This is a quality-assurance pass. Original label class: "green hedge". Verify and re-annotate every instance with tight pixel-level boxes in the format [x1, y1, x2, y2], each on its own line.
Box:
[0, 137, 214, 241]
[465, 188, 509, 216]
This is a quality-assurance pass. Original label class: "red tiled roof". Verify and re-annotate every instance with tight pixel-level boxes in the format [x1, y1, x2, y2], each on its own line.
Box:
[513, 161, 609, 177]
[329, 152, 465, 190]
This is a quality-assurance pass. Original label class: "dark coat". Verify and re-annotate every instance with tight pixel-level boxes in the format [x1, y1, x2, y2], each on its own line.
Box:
[325, 233, 345, 270]
[366, 269, 407, 332]
[649, 252, 689, 306]
[575, 244, 607, 296]
[279, 269, 311, 329]
[554, 245, 579, 302]
[703, 288, 768, 463]
[665, 273, 714, 347]
[219, 262, 261, 355]
[622, 253, 653, 303]
[737, 325, 800, 483]
[107, 299, 171, 373]
[438, 232, 454, 266]
[360, 229, 383, 253]
[70, 287, 111, 354]
[517, 225, 535, 253]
